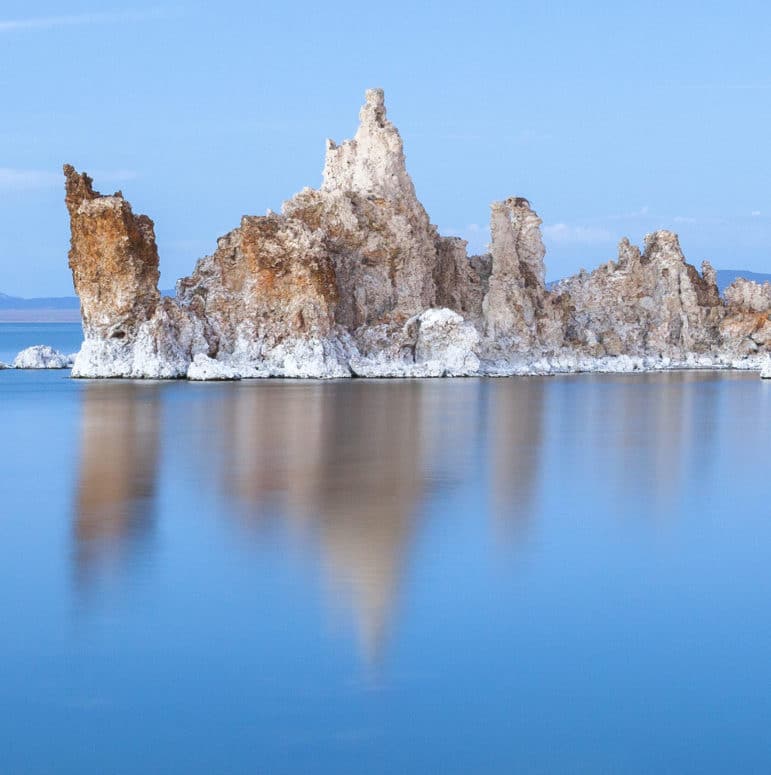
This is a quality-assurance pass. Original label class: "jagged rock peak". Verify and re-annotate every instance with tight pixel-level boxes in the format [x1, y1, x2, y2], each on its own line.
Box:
[616, 237, 641, 268]
[321, 88, 415, 199]
[64, 164, 161, 344]
[642, 229, 686, 264]
[490, 197, 546, 287]
[725, 277, 771, 312]
[482, 196, 552, 345]
[63, 164, 100, 213]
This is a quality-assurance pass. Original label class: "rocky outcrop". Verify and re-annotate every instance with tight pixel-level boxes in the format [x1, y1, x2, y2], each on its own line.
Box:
[58, 89, 771, 380]
[349, 308, 480, 377]
[720, 278, 771, 355]
[555, 232, 724, 360]
[13, 345, 74, 369]
[64, 165, 160, 340]
[177, 213, 348, 378]
[434, 237, 490, 322]
[64, 164, 204, 378]
[283, 88, 440, 332]
[482, 197, 567, 351]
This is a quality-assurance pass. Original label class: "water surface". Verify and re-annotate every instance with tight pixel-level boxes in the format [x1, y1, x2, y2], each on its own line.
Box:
[2, 327, 771, 773]
[0, 322, 82, 363]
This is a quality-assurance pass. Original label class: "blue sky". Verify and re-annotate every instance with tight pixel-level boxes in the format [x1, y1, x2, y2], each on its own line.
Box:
[1, 0, 771, 296]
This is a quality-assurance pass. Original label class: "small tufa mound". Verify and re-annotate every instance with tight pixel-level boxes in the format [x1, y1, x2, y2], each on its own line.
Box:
[13, 345, 74, 369]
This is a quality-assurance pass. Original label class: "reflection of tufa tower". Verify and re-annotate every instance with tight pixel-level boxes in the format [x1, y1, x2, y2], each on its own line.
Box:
[214, 381, 429, 662]
[487, 378, 546, 543]
[73, 383, 160, 593]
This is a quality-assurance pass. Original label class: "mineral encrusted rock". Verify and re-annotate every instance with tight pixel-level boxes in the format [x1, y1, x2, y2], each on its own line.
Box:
[283, 88, 441, 332]
[177, 213, 348, 378]
[555, 232, 724, 360]
[13, 345, 74, 369]
[60, 89, 771, 379]
[482, 197, 567, 352]
[434, 237, 490, 322]
[187, 354, 242, 381]
[64, 164, 204, 378]
[720, 278, 771, 355]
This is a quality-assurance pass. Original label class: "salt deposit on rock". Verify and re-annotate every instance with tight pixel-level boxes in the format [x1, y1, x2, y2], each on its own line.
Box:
[59, 89, 771, 380]
[186, 354, 241, 381]
[13, 345, 74, 369]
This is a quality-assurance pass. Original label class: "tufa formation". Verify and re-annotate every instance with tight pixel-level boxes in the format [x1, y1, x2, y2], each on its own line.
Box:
[63, 89, 771, 379]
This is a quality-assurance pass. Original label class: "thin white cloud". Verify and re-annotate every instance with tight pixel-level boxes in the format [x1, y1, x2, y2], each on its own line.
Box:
[543, 223, 615, 245]
[0, 7, 172, 33]
[0, 168, 59, 189]
[0, 167, 137, 191]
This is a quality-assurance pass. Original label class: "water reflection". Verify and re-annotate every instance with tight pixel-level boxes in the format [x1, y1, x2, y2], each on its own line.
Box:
[71, 373, 746, 655]
[73, 382, 160, 594]
[548, 372, 723, 517]
[213, 381, 432, 660]
[486, 378, 546, 543]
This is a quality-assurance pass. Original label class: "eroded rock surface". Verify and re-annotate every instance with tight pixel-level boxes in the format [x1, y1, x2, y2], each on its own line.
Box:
[434, 237, 490, 322]
[59, 89, 771, 379]
[64, 164, 203, 378]
[482, 197, 567, 352]
[13, 345, 74, 369]
[283, 89, 441, 335]
[720, 278, 771, 355]
[555, 232, 724, 360]
[64, 165, 160, 341]
[177, 213, 349, 378]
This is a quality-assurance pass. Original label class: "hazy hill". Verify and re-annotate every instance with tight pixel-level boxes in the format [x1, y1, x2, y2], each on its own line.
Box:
[0, 293, 80, 322]
[0, 290, 174, 322]
[715, 270, 771, 293]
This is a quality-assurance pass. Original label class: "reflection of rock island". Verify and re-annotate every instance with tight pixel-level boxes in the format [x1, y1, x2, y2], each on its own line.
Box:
[208, 379, 554, 658]
[71, 373, 730, 654]
[70, 379, 550, 657]
[73, 383, 160, 593]
[216, 382, 428, 660]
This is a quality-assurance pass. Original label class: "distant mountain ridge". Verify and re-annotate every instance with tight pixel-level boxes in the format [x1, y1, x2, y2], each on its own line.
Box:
[0, 289, 174, 322]
[715, 270, 771, 293]
[0, 294, 80, 310]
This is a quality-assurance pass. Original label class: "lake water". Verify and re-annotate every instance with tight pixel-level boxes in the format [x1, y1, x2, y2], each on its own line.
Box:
[2, 325, 771, 773]
[0, 322, 83, 364]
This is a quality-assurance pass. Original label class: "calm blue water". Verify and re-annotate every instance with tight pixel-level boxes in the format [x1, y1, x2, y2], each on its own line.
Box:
[2, 325, 771, 773]
[0, 322, 83, 363]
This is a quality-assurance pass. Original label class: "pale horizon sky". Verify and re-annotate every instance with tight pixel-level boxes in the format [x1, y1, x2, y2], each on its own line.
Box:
[2, 0, 771, 296]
